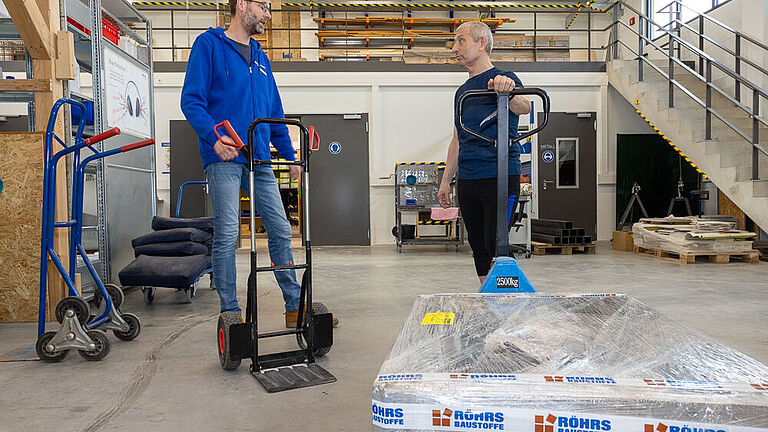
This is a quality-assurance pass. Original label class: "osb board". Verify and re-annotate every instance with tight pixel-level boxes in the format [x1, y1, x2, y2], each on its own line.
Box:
[0, 132, 44, 322]
[717, 190, 760, 233]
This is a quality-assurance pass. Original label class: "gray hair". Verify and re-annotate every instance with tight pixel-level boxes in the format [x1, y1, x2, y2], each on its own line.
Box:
[456, 21, 493, 55]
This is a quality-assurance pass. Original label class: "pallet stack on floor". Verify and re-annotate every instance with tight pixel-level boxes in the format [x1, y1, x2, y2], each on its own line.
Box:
[632, 216, 759, 264]
[530, 218, 595, 255]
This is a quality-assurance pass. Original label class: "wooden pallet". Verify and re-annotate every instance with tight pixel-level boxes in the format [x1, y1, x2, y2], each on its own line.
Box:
[633, 245, 760, 264]
[531, 241, 596, 256]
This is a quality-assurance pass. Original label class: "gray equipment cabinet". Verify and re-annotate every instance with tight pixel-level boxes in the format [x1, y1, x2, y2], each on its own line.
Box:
[394, 162, 464, 252]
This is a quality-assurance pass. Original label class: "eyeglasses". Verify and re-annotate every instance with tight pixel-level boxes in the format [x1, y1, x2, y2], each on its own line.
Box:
[246, 0, 271, 12]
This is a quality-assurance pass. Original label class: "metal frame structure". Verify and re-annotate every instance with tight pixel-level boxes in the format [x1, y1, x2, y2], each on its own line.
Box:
[393, 163, 465, 252]
[133, 2, 609, 62]
[0, 0, 157, 289]
[607, 0, 768, 181]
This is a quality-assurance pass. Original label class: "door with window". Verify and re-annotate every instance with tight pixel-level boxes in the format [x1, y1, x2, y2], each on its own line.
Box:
[536, 112, 597, 238]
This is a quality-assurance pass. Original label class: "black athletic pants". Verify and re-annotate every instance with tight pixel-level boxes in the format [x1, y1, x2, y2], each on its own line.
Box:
[458, 175, 521, 277]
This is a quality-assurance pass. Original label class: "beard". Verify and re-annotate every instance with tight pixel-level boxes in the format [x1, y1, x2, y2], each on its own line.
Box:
[244, 11, 265, 36]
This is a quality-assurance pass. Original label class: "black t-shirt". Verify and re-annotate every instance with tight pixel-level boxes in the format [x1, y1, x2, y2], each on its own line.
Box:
[453, 67, 524, 180]
[234, 40, 251, 64]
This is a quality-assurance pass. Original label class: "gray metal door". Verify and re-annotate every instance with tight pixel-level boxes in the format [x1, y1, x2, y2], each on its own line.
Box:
[536, 112, 597, 238]
[170, 120, 210, 217]
[299, 114, 370, 246]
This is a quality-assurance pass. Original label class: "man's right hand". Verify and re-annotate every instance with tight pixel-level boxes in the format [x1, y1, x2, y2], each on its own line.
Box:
[437, 183, 452, 208]
[214, 135, 241, 162]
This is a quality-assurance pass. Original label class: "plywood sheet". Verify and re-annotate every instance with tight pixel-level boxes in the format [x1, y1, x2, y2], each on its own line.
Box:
[0, 132, 44, 322]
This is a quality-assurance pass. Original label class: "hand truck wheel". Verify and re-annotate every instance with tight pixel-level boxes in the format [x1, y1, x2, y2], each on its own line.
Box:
[78, 329, 111, 361]
[92, 283, 124, 310]
[36, 331, 69, 362]
[308, 302, 332, 357]
[54, 296, 90, 324]
[217, 312, 242, 370]
[113, 312, 141, 341]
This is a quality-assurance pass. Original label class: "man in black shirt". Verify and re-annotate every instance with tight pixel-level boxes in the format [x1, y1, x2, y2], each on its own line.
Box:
[438, 21, 532, 283]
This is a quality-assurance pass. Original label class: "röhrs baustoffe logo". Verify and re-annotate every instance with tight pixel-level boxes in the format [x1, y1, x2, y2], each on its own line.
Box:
[433, 408, 505, 429]
[535, 413, 611, 431]
[644, 422, 727, 432]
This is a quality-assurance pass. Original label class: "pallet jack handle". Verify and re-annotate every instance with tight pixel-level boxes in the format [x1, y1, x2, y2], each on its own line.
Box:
[457, 88, 550, 146]
[457, 87, 550, 257]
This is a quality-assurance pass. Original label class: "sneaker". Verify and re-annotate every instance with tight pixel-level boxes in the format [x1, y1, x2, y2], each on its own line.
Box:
[285, 310, 339, 328]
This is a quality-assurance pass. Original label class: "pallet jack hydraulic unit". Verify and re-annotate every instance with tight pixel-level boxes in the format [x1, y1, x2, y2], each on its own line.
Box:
[455, 88, 550, 294]
[213, 118, 336, 393]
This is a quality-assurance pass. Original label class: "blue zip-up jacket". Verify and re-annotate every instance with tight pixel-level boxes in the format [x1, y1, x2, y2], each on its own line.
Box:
[180, 27, 294, 168]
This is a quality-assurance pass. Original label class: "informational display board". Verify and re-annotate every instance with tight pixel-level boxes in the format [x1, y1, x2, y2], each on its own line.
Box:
[104, 48, 151, 138]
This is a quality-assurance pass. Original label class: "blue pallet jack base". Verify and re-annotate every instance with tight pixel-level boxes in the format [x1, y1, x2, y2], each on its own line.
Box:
[479, 256, 536, 293]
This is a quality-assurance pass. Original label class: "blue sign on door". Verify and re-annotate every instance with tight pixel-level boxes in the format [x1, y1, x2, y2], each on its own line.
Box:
[329, 141, 342, 155]
[542, 150, 554, 163]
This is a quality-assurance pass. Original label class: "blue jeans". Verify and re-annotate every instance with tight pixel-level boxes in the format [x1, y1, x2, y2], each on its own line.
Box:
[205, 162, 300, 314]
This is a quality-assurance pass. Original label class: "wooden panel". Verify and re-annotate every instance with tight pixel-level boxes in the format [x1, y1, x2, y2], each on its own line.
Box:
[0, 132, 44, 322]
[2, 0, 52, 60]
[718, 191, 747, 231]
[0, 79, 52, 92]
[54, 30, 76, 80]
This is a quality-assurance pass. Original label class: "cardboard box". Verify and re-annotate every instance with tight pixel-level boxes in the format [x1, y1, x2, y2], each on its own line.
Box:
[612, 230, 634, 251]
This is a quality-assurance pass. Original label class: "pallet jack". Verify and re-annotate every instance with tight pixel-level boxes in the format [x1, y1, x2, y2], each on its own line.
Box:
[454, 88, 550, 294]
[214, 118, 335, 393]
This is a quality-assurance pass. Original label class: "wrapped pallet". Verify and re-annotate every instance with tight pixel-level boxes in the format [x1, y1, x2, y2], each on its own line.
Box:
[372, 293, 768, 431]
[632, 216, 754, 254]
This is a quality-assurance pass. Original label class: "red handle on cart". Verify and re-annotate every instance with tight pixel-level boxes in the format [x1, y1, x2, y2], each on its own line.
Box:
[85, 127, 121, 145]
[120, 139, 155, 152]
[308, 126, 320, 152]
[213, 120, 246, 151]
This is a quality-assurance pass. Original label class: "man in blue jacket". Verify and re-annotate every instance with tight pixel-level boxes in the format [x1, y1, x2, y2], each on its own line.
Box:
[181, 0, 317, 328]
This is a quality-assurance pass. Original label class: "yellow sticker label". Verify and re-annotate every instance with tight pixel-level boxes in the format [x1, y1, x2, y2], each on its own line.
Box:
[421, 312, 455, 325]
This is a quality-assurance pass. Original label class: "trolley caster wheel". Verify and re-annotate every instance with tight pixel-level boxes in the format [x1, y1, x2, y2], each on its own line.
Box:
[55, 296, 90, 324]
[525, 251, 532, 259]
[36, 331, 69, 363]
[92, 283, 124, 310]
[185, 282, 198, 303]
[217, 312, 242, 370]
[309, 302, 332, 358]
[142, 287, 155, 305]
[113, 313, 141, 341]
[78, 329, 111, 361]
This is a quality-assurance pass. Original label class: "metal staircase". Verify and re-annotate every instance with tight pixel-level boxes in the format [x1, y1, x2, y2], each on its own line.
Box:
[604, 0, 768, 230]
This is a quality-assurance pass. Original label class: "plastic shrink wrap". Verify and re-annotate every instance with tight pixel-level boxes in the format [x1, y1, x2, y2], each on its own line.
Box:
[372, 294, 768, 431]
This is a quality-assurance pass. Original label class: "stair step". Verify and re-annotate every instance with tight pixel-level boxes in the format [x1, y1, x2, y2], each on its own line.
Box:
[754, 180, 768, 197]
[722, 166, 755, 182]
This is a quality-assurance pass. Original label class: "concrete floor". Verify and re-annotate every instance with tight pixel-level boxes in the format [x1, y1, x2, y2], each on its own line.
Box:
[1, 242, 767, 431]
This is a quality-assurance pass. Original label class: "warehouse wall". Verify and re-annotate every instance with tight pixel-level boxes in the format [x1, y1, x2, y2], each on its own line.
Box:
[152, 70, 629, 244]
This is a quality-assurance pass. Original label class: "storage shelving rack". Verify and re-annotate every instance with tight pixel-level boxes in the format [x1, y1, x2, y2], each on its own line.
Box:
[64, 0, 156, 289]
[394, 162, 463, 252]
[0, 0, 156, 290]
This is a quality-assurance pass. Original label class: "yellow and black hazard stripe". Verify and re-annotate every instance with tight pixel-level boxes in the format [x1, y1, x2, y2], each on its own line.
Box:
[132, 1, 611, 11]
[634, 100, 708, 179]
[281, 2, 599, 10]
[396, 161, 444, 165]
[133, 1, 223, 6]
[419, 220, 452, 225]
[566, 0, 598, 29]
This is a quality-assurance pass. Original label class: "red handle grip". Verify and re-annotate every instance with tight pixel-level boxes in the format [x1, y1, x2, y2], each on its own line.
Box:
[120, 139, 155, 152]
[308, 126, 320, 152]
[85, 127, 121, 145]
[213, 120, 245, 150]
